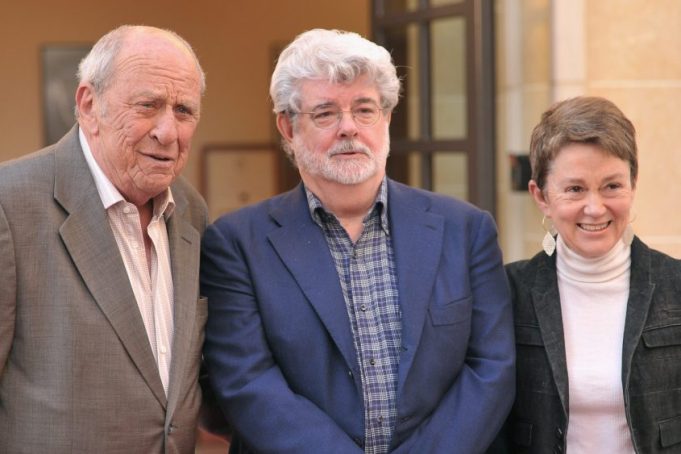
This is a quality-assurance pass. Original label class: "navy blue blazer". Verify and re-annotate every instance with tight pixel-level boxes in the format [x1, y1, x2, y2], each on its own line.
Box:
[201, 179, 515, 453]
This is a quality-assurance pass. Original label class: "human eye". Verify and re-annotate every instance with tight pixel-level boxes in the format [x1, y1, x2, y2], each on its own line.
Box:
[312, 109, 336, 120]
[175, 104, 195, 117]
[565, 185, 583, 193]
[354, 104, 378, 116]
[310, 108, 338, 127]
[135, 99, 159, 112]
[357, 105, 377, 114]
[601, 181, 627, 197]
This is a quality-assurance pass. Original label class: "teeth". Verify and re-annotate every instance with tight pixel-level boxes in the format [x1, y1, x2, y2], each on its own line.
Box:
[580, 222, 609, 232]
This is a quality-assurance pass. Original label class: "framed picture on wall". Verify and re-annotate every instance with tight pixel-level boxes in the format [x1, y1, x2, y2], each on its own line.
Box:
[42, 45, 91, 145]
[200, 143, 281, 221]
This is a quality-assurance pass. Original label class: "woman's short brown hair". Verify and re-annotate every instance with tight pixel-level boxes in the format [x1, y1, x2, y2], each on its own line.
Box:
[529, 96, 638, 190]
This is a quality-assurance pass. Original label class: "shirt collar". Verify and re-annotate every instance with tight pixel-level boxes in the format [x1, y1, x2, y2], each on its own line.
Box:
[304, 177, 390, 234]
[78, 127, 175, 218]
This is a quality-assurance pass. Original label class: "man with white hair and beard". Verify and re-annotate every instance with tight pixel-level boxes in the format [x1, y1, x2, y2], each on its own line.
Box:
[200, 28, 514, 454]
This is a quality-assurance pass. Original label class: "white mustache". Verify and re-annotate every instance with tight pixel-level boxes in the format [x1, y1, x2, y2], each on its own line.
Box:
[327, 141, 372, 158]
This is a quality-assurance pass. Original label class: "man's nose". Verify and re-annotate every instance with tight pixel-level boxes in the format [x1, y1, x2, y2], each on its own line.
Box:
[150, 107, 179, 145]
[336, 111, 359, 139]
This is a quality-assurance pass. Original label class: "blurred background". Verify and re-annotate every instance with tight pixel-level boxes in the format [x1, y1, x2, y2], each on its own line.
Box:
[3, 0, 681, 449]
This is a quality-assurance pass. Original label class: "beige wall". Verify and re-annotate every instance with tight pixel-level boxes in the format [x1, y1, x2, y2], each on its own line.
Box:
[496, 0, 681, 260]
[495, 0, 552, 261]
[585, 0, 681, 257]
[0, 0, 370, 192]
[7, 0, 680, 258]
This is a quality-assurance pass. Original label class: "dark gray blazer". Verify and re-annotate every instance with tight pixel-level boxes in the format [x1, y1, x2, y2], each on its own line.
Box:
[491, 237, 681, 453]
[0, 126, 208, 453]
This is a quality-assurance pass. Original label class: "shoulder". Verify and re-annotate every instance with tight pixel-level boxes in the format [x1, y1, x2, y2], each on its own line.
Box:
[0, 147, 56, 189]
[387, 178, 495, 240]
[209, 186, 299, 234]
[505, 250, 552, 286]
[631, 236, 681, 281]
[388, 178, 484, 216]
[0, 147, 59, 214]
[0, 129, 82, 199]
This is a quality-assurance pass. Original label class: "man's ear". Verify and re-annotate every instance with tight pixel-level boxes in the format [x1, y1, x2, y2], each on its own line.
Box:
[276, 112, 295, 143]
[75, 84, 99, 135]
[528, 179, 551, 217]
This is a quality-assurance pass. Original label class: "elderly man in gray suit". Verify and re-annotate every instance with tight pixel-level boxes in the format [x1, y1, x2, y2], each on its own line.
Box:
[0, 25, 208, 453]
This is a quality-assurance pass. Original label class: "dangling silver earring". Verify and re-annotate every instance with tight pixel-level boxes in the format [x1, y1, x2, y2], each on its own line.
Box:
[542, 216, 557, 256]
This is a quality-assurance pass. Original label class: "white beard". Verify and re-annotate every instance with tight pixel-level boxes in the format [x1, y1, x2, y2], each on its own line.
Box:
[292, 133, 390, 185]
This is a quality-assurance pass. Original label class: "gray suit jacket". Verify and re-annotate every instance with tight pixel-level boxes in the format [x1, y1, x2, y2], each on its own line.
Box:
[0, 127, 208, 453]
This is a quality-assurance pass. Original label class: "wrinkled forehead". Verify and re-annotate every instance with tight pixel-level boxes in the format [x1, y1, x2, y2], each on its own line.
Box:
[112, 40, 199, 90]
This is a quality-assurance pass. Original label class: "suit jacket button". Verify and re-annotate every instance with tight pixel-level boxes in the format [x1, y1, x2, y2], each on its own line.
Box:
[555, 427, 564, 439]
[167, 424, 176, 435]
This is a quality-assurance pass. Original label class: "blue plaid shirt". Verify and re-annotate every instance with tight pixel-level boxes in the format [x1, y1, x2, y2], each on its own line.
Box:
[306, 179, 401, 454]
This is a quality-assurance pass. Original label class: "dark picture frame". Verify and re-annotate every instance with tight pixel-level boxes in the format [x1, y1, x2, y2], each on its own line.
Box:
[199, 143, 283, 220]
[42, 44, 91, 145]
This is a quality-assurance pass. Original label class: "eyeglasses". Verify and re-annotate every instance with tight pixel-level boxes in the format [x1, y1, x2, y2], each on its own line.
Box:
[295, 103, 384, 129]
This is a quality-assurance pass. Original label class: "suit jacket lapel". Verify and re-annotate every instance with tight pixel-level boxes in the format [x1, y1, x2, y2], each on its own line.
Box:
[54, 127, 167, 408]
[387, 181, 444, 393]
[530, 254, 569, 416]
[621, 237, 655, 391]
[267, 185, 358, 371]
[165, 190, 201, 418]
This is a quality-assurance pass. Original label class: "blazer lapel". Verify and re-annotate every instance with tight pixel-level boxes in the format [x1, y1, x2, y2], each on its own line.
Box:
[387, 181, 444, 392]
[621, 237, 655, 391]
[54, 128, 167, 408]
[165, 190, 202, 418]
[267, 185, 358, 372]
[530, 255, 569, 416]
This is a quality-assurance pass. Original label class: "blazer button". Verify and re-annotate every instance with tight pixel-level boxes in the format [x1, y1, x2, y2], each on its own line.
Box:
[167, 424, 176, 435]
[555, 427, 564, 439]
[553, 443, 563, 454]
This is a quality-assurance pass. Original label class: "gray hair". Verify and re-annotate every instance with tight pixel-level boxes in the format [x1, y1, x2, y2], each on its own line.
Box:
[270, 28, 401, 115]
[77, 25, 206, 96]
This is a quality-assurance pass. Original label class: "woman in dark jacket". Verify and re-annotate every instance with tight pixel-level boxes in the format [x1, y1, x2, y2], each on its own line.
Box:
[494, 96, 681, 453]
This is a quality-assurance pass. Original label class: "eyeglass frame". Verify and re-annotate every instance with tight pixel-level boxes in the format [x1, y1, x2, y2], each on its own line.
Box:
[289, 100, 387, 130]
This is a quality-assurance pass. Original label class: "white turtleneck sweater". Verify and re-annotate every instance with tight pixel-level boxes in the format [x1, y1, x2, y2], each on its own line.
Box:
[556, 235, 636, 453]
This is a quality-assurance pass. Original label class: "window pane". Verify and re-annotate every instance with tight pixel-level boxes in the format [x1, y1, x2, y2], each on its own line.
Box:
[431, 17, 467, 140]
[383, 24, 420, 140]
[407, 152, 423, 187]
[433, 152, 467, 200]
[383, 0, 419, 14]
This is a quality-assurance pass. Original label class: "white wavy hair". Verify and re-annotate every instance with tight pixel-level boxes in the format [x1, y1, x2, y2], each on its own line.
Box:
[270, 28, 401, 114]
